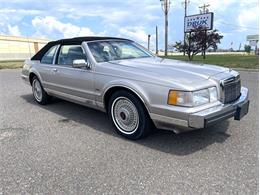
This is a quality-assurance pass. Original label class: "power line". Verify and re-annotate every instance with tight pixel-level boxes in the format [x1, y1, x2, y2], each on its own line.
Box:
[213, 12, 259, 30]
[220, 22, 259, 30]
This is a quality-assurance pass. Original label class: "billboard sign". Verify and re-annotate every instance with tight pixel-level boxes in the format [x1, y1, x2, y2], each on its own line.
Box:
[247, 35, 259, 41]
[249, 40, 258, 47]
[185, 12, 214, 32]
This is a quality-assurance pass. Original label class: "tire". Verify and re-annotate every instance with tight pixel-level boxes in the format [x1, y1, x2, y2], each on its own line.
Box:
[108, 90, 152, 140]
[32, 76, 51, 105]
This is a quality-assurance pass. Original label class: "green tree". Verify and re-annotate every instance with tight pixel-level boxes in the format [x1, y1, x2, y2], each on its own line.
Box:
[172, 27, 223, 60]
[244, 45, 251, 54]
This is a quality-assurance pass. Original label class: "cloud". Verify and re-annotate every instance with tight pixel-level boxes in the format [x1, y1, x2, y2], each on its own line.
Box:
[7, 25, 21, 36]
[118, 26, 156, 49]
[0, 8, 41, 15]
[238, 7, 259, 31]
[239, 0, 259, 7]
[0, 0, 258, 49]
[32, 16, 94, 38]
[119, 27, 149, 43]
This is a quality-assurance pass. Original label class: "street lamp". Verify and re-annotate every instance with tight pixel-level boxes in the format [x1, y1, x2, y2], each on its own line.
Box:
[148, 34, 151, 51]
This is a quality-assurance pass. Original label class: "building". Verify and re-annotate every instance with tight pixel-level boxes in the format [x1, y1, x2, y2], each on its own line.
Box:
[0, 35, 50, 61]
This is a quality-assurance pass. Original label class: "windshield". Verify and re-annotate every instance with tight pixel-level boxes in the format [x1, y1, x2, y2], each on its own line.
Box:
[87, 40, 153, 62]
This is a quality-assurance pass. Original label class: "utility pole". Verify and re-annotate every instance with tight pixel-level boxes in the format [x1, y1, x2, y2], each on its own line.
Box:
[156, 26, 158, 55]
[160, 0, 171, 56]
[199, 4, 210, 14]
[182, 0, 190, 56]
[148, 34, 151, 51]
[199, 4, 210, 59]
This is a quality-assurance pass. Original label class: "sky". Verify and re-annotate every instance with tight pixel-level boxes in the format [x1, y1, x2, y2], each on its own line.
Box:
[0, 0, 259, 50]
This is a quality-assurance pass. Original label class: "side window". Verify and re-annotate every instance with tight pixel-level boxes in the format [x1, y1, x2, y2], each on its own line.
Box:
[57, 45, 87, 66]
[41, 45, 58, 64]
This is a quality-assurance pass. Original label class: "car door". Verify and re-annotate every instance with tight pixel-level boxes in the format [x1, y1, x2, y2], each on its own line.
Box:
[49, 44, 95, 106]
[37, 44, 59, 90]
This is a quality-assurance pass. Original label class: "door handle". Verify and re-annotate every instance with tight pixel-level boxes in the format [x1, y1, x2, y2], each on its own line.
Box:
[53, 68, 58, 72]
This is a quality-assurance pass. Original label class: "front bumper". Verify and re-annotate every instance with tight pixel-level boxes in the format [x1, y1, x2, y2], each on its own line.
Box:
[151, 87, 249, 132]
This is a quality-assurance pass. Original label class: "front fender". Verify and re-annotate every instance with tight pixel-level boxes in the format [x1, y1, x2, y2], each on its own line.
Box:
[101, 79, 151, 112]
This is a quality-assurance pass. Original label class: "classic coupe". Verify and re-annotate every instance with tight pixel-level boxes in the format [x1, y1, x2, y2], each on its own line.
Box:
[21, 37, 249, 139]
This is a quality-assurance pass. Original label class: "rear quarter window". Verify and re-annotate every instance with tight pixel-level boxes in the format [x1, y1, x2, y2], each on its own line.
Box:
[41, 45, 58, 64]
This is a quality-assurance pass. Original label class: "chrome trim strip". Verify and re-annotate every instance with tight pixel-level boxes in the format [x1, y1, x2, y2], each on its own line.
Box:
[21, 75, 30, 85]
[52, 44, 60, 65]
[39, 63, 93, 72]
[42, 81, 96, 96]
[206, 110, 236, 124]
[150, 113, 189, 127]
[46, 88, 95, 104]
[45, 88, 106, 112]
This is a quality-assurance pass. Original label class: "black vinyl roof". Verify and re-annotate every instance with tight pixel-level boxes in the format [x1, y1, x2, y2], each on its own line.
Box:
[51, 36, 130, 44]
[31, 36, 131, 61]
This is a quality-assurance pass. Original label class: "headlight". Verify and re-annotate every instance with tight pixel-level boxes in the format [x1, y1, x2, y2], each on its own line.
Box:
[168, 87, 218, 107]
[193, 89, 210, 106]
[209, 87, 218, 102]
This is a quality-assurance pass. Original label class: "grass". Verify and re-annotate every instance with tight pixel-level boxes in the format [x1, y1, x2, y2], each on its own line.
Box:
[0, 60, 24, 69]
[162, 54, 259, 69]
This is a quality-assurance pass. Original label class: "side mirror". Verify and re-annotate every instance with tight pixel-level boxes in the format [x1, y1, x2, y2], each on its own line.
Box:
[72, 59, 90, 69]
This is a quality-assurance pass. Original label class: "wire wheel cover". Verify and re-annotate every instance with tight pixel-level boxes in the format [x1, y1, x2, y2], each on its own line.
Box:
[112, 97, 139, 133]
[32, 79, 42, 101]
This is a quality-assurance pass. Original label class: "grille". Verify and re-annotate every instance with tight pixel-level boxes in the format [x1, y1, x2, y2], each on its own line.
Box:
[221, 77, 241, 104]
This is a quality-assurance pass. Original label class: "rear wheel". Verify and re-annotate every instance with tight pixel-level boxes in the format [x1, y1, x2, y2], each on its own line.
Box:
[32, 76, 51, 105]
[108, 90, 152, 140]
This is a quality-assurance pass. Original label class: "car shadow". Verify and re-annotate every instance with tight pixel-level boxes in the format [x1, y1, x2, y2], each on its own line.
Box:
[21, 94, 231, 156]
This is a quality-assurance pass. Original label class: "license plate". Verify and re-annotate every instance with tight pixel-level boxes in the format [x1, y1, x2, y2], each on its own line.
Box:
[234, 100, 249, 120]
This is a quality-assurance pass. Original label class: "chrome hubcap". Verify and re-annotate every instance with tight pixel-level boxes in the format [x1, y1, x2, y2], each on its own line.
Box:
[111, 97, 139, 134]
[32, 79, 42, 102]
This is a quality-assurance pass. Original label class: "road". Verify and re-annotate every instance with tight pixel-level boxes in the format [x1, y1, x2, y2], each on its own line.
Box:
[0, 69, 258, 194]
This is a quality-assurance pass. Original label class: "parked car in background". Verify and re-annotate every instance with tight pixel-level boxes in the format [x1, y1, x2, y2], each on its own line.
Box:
[21, 37, 249, 139]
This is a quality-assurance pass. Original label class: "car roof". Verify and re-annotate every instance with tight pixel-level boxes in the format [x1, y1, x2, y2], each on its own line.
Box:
[31, 36, 131, 61]
[52, 36, 130, 44]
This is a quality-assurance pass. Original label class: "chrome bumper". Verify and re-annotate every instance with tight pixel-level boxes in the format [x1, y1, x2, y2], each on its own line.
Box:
[189, 87, 249, 129]
[21, 74, 30, 85]
[151, 87, 249, 132]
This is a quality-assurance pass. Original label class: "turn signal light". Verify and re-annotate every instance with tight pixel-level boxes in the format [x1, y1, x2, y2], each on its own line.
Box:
[168, 90, 178, 105]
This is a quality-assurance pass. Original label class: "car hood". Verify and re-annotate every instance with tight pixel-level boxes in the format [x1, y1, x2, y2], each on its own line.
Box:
[108, 57, 229, 86]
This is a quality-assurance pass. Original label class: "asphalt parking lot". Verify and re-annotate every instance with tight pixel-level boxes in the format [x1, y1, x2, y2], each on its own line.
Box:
[0, 69, 258, 194]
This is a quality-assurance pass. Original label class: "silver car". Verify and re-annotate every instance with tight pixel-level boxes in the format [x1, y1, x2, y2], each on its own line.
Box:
[21, 37, 249, 139]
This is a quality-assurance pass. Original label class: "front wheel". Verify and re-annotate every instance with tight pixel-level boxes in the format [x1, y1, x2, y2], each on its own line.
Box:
[108, 90, 152, 140]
